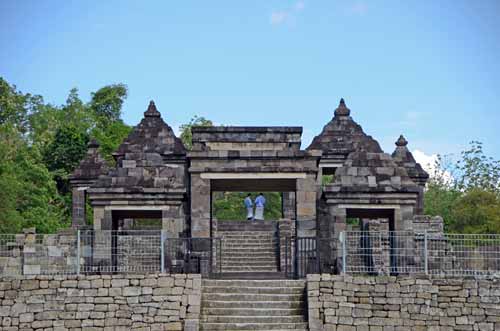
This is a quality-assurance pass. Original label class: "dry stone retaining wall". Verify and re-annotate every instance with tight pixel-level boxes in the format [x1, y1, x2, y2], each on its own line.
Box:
[308, 274, 500, 331]
[0, 274, 200, 331]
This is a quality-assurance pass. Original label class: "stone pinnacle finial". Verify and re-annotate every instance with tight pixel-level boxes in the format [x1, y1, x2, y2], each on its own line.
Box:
[334, 98, 350, 117]
[144, 100, 161, 117]
[396, 135, 408, 147]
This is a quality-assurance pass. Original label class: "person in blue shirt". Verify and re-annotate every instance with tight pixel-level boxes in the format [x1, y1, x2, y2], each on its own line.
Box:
[254, 193, 266, 221]
[244, 194, 254, 221]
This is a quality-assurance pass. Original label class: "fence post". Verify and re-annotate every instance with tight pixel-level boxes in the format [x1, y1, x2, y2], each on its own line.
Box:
[160, 231, 166, 274]
[340, 231, 347, 274]
[76, 230, 81, 275]
[424, 231, 428, 275]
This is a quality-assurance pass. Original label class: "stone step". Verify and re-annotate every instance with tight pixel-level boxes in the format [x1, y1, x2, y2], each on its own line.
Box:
[202, 315, 305, 323]
[218, 232, 276, 237]
[222, 248, 276, 253]
[222, 256, 277, 262]
[222, 241, 277, 245]
[221, 262, 278, 268]
[202, 293, 304, 302]
[222, 246, 277, 252]
[201, 300, 305, 309]
[202, 286, 304, 294]
[201, 308, 304, 317]
[210, 272, 286, 280]
[222, 259, 278, 267]
[218, 227, 275, 232]
[221, 239, 277, 244]
[217, 224, 275, 231]
[221, 267, 279, 272]
[222, 253, 277, 259]
[200, 322, 308, 330]
[202, 280, 305, 287]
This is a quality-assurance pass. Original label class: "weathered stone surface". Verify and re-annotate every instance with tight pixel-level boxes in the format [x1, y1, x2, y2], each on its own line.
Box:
[0, 274, 200, 330]
[308, 274, 500, 331]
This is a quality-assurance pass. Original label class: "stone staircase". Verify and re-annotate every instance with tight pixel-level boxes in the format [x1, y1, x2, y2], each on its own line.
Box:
[200, 279, 307, 330]
[217, 221, 280, 274]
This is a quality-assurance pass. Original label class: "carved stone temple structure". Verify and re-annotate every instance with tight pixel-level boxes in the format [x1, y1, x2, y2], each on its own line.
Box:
[69, 99, 436, 274]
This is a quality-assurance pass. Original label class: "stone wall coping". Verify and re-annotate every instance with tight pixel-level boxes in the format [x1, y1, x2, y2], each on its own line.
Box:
[192, 126, 303, 134]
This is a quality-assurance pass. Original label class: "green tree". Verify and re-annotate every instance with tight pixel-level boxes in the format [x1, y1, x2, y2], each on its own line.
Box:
[42, 124, 89, 191]
[451, 189, 500, 233]
[213, 192, 283, 221]
[424, 142, 500, 233]
[91, 121, 132, 164]
[455, 141, 500, 193]
[0, 77, 45, 134]
[0, 125, 65, 233]
[0, 77, 132, 233]
[179, 115, 213, 150]
[90, 84, 128, 128]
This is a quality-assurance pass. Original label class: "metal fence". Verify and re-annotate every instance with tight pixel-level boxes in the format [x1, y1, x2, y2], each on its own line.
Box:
[341, 231, 500, 277]
[2, 230, 500, 278]
[0, 231, 221, 276]
[284, 237, 339, 279]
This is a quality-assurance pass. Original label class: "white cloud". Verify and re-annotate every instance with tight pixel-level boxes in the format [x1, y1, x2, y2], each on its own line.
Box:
[270, 1, 305, 25]
[413, 150, 438, 174]
[413, 149, 454, 184]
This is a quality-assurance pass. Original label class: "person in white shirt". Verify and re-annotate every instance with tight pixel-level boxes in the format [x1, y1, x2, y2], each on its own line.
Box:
[244, 194, 254, 221]
[254, 193, 266, 221]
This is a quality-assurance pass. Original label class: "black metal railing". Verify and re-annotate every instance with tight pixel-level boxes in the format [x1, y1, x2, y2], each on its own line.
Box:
[284, 237, 339, 279]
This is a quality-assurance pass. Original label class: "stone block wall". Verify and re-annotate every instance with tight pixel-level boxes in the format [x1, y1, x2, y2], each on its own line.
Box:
[307, 274, 500, 331]
[0, 274, 201, 331]
[0, 229, 79, 277]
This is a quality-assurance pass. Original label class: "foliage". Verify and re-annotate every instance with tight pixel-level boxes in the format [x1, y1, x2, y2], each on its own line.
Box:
[179, 115, 213, 150]
[42, 124, 89, 192]
[0, 125, 65, 233]
[322, 175, 334, 187]
[455, 141, 500, 193]
[90, 84, 128, 128]
[0, 77, 38, 133]
[91, 120, 132, 164]
[213, 192, 283, 221]
[424, 141, 500, 233]
[0, 76, 130, 233]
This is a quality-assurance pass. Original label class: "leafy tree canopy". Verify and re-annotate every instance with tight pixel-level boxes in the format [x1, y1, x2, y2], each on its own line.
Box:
[0, 77, 131, 233]
[424, 141, 500, 233]
[179, 115, 213, 150]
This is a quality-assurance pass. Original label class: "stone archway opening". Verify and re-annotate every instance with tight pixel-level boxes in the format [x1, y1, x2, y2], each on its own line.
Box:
[210, 178, 297, 224]
[111, 209, 163, 231]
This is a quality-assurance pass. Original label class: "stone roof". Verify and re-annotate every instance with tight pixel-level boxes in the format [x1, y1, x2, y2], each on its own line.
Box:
[307, 99, 383, 158]
[90, 101, 187, 193]
[391, 135, 429, 185]
[69, 139, 109, 183]
[326, 151, 420, 193]
[113, 101, 186, 158]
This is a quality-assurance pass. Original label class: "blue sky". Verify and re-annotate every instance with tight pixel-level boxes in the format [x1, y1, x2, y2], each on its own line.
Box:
[1, 1, 499, 163]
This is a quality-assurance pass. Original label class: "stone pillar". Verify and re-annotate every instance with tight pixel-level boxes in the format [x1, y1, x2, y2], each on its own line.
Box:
[416, 185, 425, 215]
[190, 174, 211, 238]
[277, 219, 294, 272]
[22, 228, 40, 275]
[365, 219, 391, 275]
[71, 187, 87, 228]
[162, 204, 185, 238]
[328, 206, 347, 273]
[92, 207, 105, 230]
[296, 174, 317, 238]
[282, 192, 296, 220]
